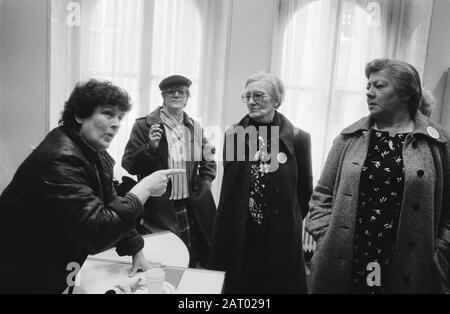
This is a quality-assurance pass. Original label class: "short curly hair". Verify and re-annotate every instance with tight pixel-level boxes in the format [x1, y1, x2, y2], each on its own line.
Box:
[59, 79, 132, 130]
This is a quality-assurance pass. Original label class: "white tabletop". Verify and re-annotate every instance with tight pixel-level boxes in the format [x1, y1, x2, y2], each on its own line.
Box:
[68, 232, 225, 294]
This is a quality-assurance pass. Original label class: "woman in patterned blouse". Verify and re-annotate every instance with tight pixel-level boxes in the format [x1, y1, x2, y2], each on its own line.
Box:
[306, 59, 450, 294]
[210, 72, 313, 293]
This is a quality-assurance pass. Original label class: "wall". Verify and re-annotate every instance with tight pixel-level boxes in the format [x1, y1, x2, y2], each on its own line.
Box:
[0, 0, 3, 121]
[0, 0, 50, 191]
[222, 0, 277, 127]
[0, 0, 6, 191]
[424, 0, 450, 126]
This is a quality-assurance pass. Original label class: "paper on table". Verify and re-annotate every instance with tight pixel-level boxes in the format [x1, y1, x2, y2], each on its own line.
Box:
[175, 269, 225, 294]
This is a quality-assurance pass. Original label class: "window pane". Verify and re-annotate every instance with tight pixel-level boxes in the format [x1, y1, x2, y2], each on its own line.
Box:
[279, 0, 387, 178]
[148, 0, 203, 120]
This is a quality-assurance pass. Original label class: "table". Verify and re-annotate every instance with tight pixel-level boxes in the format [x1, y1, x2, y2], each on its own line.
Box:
[70, 232, 225, 294]
[90, 231, 190, 268]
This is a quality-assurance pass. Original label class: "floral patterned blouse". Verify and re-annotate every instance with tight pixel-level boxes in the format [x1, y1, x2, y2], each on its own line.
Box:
[351, 129, 409, 294]
[248, 128, 273, 226]
[241, 117, 276, 290]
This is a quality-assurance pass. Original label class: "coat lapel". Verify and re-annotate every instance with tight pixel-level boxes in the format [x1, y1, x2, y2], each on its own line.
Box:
[234, 111, 295, 157]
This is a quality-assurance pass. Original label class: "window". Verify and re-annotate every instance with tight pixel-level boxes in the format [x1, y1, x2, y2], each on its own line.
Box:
[53, 0, 204, 179]
[52, 0, 233, 182]
[148, 0, 203, 120]
[273, 0, 404, 254]
[274, 0, 402, 182]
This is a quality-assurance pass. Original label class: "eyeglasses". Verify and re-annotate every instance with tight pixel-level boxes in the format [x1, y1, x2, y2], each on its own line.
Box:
[165, 89, 188, 97]
[241, 92, 269, 104]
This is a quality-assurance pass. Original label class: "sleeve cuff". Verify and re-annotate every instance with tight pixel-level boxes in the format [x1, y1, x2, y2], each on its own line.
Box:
[125, 193, 144, 213]
[115, 232, 145, 256]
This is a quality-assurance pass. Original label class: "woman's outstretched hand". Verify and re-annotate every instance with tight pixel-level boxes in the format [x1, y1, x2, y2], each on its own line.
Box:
[129, 169, 186, 204]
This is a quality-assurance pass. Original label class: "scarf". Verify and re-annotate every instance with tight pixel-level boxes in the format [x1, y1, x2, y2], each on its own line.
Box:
[160, 107, 190, 200]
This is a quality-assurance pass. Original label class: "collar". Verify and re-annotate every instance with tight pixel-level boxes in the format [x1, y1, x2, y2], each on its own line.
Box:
[62, 125, 116, 167]
[146, 106, 194, 129]
[340, 112, 447, 144]
[233, 111, 295, 155]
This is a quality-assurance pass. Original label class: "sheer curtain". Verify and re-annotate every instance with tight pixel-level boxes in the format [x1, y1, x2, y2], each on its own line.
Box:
[271, 0, 430, 253]
[272, 0, 404, 183]
[50, 0, 232, 184]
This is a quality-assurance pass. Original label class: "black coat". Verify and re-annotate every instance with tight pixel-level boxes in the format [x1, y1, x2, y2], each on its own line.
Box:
[209, 112, 313, 293]
[0, 126, 144, 293]
[122, 107, 217, 245]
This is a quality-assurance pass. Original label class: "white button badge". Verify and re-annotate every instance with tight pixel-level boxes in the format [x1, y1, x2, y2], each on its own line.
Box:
[426, 126, 440, 139]
[277, 152, 288, 164]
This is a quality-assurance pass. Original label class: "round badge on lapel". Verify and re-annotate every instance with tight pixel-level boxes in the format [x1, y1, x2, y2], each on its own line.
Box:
[426, 126, 440, 140]
[277, 152, 287, 164]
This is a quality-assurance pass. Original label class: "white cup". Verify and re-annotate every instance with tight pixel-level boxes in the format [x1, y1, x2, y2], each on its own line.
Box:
[146, 268, 166, 294]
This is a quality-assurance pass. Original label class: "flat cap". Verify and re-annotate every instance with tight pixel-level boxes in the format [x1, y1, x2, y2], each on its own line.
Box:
[159, 75, 192, 91]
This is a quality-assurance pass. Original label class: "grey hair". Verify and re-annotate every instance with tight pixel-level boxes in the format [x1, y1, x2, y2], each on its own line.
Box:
[245, 71, 285, 109]
[365, 58, 433, 117]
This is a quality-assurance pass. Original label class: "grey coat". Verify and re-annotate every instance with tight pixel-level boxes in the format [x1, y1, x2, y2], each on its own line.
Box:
[306, 113, 450, 294]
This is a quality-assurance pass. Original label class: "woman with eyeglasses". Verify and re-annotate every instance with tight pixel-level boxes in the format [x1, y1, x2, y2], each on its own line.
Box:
[122, 75, 217, 268]
[209, 72, 313, 293]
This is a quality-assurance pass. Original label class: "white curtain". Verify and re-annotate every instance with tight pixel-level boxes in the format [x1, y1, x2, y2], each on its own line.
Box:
[50, 0, 232, 189]
[271, 0, 432, 253]
[272, 0, 407, 183]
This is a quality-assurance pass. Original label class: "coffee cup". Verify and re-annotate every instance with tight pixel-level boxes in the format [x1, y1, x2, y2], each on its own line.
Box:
[145, 268, 166, 294]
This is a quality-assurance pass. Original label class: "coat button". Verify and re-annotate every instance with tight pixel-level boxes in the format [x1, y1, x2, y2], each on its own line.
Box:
[412, 203, 420, 211]
[412, 141, 418, 149]
[274, 209, 280, 215]
[275, 228, 281, 235]
[417, 170, 425, 177]
[274, 187, 280, 193]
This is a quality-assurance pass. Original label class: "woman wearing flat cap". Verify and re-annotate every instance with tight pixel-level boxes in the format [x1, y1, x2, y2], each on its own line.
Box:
[307, 59, 450, 294]
[209, 72, 313, 293]
[122, 75, 217, 268]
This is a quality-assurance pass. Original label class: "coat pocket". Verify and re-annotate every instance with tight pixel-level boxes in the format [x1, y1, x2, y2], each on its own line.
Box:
[310, 228, 328, 268]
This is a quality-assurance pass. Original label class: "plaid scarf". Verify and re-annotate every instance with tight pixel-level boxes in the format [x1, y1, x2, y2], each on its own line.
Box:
[160, 107, 189, 200]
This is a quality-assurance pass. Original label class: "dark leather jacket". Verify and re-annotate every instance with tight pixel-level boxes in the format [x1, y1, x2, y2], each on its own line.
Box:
[0, 125, 144, 293]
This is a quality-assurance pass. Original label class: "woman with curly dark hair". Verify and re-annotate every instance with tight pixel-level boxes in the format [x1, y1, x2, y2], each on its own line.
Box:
[0, 79, 183, 293]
